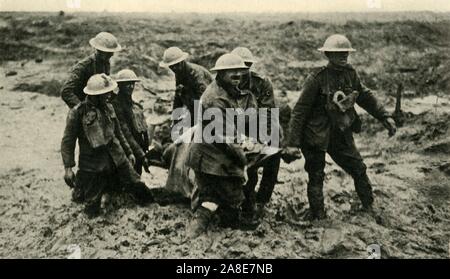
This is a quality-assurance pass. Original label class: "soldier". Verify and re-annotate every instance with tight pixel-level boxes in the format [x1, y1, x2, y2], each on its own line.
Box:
[159, 47, 213, 126]
[61, 32, 122, 108]
[111, 69, 151, 175]
[185, 53, 258, 238]
[286, 34, 397, 220]
[61, 74, 153, 218]
[231, 47, 281, 218]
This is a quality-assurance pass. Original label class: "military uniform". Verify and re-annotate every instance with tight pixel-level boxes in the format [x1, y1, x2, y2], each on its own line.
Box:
[61, 54, 110, 108]
[287, 63, 391, 218]
[277, 91, 292, 142]
[111, 93, 149, 175]
[172, 62, 213, 125]
[239, 71, 281, 210]
[186, 78, 258, 225]
[61, 99, 151, 215]
[240, 71, 276, 111]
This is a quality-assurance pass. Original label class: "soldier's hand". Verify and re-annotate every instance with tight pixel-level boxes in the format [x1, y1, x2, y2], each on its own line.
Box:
[129, 154, 136, 166]
[241, 140, 255, 152]
[64, 168, 76, 188]
[142, 158, 151, 174]
[383, 117, 397, 137]
[281, 147, 302, 164]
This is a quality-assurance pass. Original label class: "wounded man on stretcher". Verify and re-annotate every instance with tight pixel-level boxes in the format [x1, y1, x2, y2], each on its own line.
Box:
[145, 124, 302, 208]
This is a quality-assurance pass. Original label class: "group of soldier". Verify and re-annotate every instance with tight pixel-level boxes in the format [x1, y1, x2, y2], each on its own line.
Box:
[60, 31, 397, 238]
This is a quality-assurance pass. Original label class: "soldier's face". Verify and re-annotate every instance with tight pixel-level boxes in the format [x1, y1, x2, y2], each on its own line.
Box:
[221, 69, 244, 87]
[169, 61, 183, 74]
[99, 93, 111, 104]
[326, 52, 349, 67]
[96, 50, 113, 62]
[119, 82, 135, 96]
[90, 94, 110, 107]
[239, 65, 251, 83]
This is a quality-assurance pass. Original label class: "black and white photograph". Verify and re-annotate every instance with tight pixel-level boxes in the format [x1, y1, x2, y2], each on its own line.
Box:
[0, 0, 449, 260]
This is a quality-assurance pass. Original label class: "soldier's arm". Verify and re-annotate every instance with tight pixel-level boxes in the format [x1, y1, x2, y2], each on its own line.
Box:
[192, 71, 211, 99]
[60, 62, 86, 108]
[113, 115, 133, 157]
[114, 104, 146, 159]
[259, 78, 280, 142]
[61, 108, 80, 168]
[172, 91, 183, 111]
[258, 77, 277, 108]
[286, 75, 319, 147]
[355, 72, 391, 122]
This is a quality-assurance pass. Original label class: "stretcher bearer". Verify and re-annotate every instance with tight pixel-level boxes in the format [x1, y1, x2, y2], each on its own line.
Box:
[61, 32, 122, 108]
[159, 47, 213, 126]
[185, 54, 257, 238]
[112, 69, 151, 175]
[286, 34, 397, 220]
[232, 47, 281, 218]
[61, 74, 153, 217]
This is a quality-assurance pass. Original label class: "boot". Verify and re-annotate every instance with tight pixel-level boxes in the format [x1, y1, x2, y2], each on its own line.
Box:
[303, 208, 327, 221]
[130, 183, 154, 206]
[186, 206, 214, 239]
[218, 206, 240, 229]
[100, 193, 112, 214]
[239, 209, 261, 231]
[360, 202, 380, 219]
[241, 200, 256, 220]
[84, 201, 101, 219]
[255, 202, 266, 218]
[361, 203, 374, 213]
[71, 186, 84, 204]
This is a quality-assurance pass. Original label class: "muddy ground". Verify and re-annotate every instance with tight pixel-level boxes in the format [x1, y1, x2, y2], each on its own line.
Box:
[0, 12, 449, 259]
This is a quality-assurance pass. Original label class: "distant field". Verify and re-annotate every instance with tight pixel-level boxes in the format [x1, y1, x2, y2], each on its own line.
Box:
[1, 11, 449, 94]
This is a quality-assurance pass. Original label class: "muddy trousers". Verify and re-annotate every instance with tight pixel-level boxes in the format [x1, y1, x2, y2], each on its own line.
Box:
[192, 171, 245, 227]
[301, 133, 373, 218]
[74, 160, 153, 216]
[243, 154, 281, 211]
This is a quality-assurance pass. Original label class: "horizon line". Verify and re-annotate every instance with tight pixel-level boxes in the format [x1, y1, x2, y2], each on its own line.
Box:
[1, 10, 450, 14]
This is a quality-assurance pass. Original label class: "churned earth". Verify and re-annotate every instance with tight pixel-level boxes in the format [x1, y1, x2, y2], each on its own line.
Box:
[0, 12, 449, 258]
[1, 59, 448, 259]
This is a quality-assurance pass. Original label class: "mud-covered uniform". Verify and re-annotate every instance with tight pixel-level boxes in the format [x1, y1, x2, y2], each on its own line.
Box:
[111, 93, 149, 175]
[277, 91, 292, 144]
[239, 71, 281, 209]
[287, 63, 391, 218]
[173, 62, 213, 125]
[186, 77, 258, 225]
[61, 54, 110, 108]
[61, 100, 151, 214]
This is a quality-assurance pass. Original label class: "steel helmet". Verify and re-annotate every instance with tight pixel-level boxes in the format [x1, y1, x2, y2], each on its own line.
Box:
[89, 32, 122, 52]
[318, 34, 356, 52]
[115, 69, 140, 83]
[231, 47, 256, 63]
[159, 47, 189, 67]
[83, 73, 118, 95]
[210, 53, 248, 72]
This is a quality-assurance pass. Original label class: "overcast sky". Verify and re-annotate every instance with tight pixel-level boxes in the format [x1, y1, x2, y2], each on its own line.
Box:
[1, 0, 449, 13]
